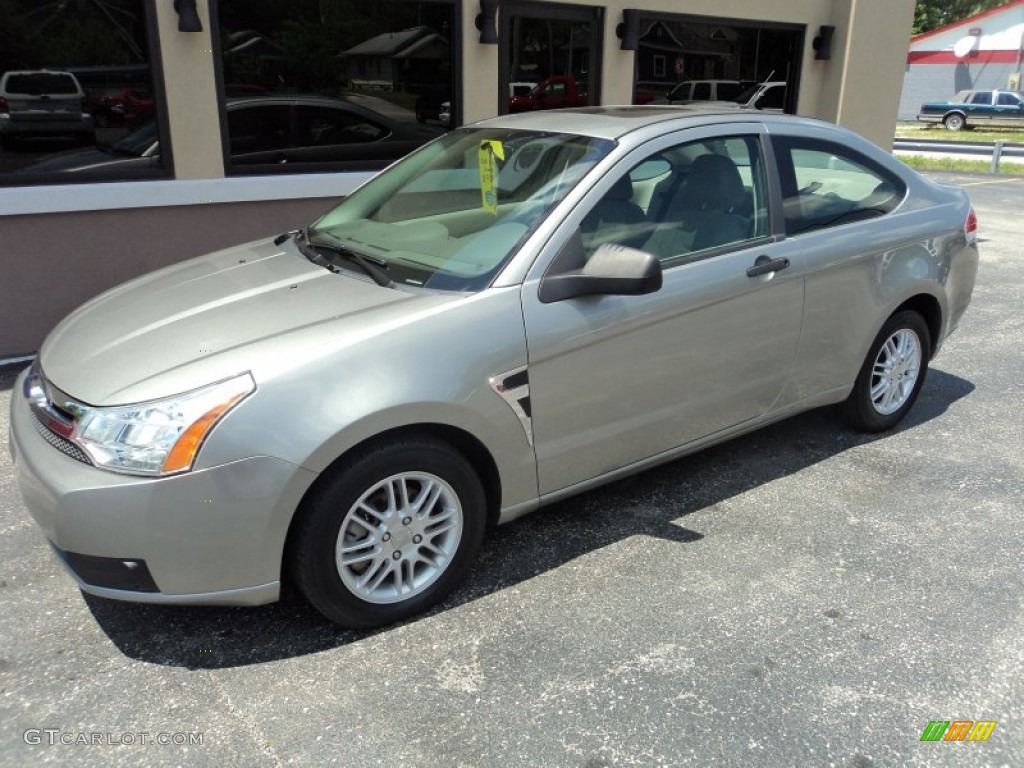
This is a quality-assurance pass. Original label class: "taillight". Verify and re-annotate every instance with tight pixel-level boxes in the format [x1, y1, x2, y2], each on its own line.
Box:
[965, 206, 978, 241]
[0, 96, 8, 115]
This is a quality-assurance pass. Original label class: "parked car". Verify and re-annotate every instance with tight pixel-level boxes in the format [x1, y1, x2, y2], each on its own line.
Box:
[11, 107, 978, 629]
[414, 84, 451, 126]
[917, 89, 1024, 131]
[725, 81, 787, 111]
[0, 69, 94, 149]
[652, 79, 746, 105]
[20, 95, 444, 174]
[509, 76, 588, 112]
[85, 85, 155, 128]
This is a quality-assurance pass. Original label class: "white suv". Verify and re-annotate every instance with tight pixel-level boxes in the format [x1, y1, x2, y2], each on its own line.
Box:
[0, 70, 94, 149]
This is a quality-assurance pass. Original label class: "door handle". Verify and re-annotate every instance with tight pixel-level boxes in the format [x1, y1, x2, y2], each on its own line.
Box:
[746, 255, 790, 277]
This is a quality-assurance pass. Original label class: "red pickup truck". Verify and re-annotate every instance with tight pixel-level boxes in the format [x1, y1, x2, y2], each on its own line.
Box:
[509, 76, 588, 112]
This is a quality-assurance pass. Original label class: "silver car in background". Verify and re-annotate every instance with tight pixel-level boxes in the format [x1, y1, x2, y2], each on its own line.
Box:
[9, 107, 979, 628]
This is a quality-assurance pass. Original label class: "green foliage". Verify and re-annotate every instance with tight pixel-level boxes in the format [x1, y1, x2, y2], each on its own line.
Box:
[913, 0, 1008, 35]
[0, 0, 32, 71]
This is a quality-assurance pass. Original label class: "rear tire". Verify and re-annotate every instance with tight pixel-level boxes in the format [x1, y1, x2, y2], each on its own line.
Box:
[943, 113, 965, 131]
[290, 437, 486, 628]
[841, 310, 931, 433]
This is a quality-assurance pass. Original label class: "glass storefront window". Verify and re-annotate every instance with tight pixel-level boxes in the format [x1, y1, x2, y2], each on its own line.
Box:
[631, 15, 801, 112]
[0, 1, 165, 185]
[500, 2, 602, 115]
[214, 0, 456, 175]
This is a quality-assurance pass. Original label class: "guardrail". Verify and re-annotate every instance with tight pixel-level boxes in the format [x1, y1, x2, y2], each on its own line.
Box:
[893, 138, 1024, 171]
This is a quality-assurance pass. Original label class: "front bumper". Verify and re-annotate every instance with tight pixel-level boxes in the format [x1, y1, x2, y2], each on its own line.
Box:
[9, 368, 317, 606]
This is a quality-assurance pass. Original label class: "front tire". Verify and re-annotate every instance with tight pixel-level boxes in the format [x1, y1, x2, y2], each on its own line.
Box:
[291, 437, 486, 628]
[841, 310, 931, 432]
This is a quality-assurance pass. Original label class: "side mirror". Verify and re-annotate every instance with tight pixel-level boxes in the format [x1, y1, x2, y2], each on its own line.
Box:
[539, 242, 663, 303]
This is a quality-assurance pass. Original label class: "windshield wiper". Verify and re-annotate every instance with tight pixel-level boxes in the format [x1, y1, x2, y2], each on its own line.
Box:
[300, 229, 394, 288]
[278, 228, 340, 273]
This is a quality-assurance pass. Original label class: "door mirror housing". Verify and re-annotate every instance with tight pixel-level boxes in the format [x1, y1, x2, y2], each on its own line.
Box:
[539, 242, 663, 303]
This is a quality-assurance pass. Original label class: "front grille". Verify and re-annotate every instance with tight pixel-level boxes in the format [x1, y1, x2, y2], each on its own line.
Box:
[31, 411, 92, 465]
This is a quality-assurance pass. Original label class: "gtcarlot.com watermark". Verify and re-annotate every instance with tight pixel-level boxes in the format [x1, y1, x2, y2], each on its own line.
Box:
[24, 729, 203, 747]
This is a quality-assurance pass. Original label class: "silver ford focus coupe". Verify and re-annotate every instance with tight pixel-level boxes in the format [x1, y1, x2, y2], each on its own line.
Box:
[10, 107, 979, 628]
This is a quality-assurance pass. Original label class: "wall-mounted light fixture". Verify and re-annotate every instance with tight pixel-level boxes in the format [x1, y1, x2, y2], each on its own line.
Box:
[173, 0, 203, 33]
[812, 25, 835, 60]
[616, 9, 640, 52]
[475, 0, 499, 45]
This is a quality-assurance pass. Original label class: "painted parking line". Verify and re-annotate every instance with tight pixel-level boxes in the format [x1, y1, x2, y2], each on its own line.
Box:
[960, 177, 1024, 187]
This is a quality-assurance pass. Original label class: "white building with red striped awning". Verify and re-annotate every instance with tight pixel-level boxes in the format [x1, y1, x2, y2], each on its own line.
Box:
[898, 0, 1024, 119]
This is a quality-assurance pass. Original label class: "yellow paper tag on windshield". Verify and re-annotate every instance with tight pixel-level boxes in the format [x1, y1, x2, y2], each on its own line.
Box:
[478, 140, 505, 214]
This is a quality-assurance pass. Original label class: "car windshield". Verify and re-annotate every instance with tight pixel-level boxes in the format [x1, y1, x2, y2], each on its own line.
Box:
[309, 127, 614, 292]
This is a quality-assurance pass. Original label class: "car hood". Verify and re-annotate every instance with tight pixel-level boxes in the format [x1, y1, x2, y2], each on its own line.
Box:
[40, 238, 453, 405]
[16, 148, 150, 174]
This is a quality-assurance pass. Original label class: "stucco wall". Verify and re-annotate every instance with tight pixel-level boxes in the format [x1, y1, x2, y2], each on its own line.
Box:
[0, 198, 338, 358]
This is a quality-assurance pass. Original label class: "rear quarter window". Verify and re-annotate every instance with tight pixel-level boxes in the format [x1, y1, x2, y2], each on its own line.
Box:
[771, 136, 907, 236]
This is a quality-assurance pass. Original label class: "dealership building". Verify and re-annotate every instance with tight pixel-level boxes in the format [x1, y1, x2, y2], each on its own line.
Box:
[0, 0, 914, 359]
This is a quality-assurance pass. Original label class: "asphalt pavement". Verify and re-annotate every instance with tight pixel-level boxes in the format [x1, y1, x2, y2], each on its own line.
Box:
[1, 173, 1021, 767]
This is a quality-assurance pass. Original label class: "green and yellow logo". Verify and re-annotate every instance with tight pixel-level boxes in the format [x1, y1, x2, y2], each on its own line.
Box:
[920, 720, 997, 742]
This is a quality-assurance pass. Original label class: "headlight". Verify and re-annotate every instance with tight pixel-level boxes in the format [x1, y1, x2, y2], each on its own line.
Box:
[73, 373, 256, 475]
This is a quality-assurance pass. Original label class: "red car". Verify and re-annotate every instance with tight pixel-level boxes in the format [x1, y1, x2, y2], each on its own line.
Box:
[86, 86, 154, 128]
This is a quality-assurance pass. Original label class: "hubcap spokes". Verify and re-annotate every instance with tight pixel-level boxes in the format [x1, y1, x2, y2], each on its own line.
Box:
[869, 329, 922, 415]
[336, 472, 463, 604]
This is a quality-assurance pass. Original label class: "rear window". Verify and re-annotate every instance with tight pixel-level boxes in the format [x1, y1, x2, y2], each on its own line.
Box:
[5, 73, 79, 95]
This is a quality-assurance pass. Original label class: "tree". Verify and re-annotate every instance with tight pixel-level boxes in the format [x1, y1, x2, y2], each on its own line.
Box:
[913, 0, 1009, 35]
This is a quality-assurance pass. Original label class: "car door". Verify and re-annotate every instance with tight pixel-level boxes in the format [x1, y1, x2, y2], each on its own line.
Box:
[966, 91, 994, 123]
[520, 128, 804, 495]
[995, 91, 1024, 122]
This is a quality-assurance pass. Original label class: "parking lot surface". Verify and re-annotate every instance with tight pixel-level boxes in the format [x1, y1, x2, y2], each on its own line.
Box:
[1, 173, 1021, 767]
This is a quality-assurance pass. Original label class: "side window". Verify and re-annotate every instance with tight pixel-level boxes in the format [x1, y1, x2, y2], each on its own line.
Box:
[970, 92, 993, 105]
[997, 92, 1021, 106]
[772, 136, 906, 236]
[717, 82, 742, 101]
[294, 106, 388, 146]
[227, 105, 291, 154]
[761, 85, 786, 110]
[580, 135, 769, 262]
[693, 82, 710, 100]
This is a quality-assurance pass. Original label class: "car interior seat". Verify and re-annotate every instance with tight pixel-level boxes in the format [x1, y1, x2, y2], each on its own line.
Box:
[580, 175, 646, 252]
[643, 153, 751, 257]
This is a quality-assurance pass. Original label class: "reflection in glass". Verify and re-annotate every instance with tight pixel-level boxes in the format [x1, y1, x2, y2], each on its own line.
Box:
[631, 17, 800, 108]
[0, 0, 162, 182]
[216, 1, 456, 173]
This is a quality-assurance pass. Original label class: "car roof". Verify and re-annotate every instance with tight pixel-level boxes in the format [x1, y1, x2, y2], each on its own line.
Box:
[470, 105, 818, 141]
